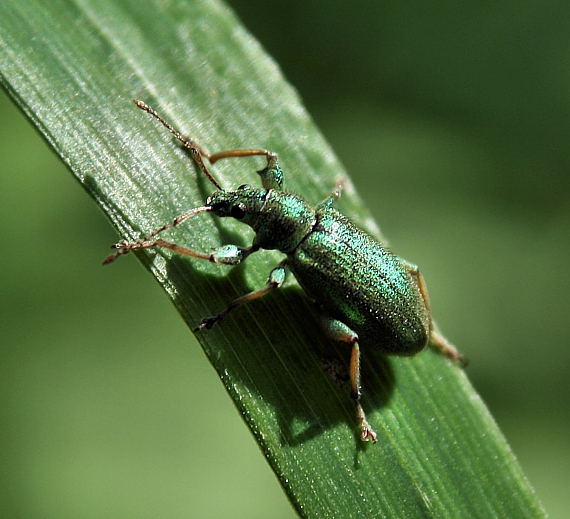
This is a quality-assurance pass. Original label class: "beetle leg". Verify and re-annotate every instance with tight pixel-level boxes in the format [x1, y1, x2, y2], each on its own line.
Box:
[317, 313, 378, 443]
[403, 262, 468, 366]
[316, 181, 344, 210]
[134, 100, 282, 189]
[103, 205, 213, 264]
[105, 234, 256, 267]
[208, 150, 283, 191]
[195, 259, 287, 331]
[350, 341, 378, 443]
[431, 328, 469, 367]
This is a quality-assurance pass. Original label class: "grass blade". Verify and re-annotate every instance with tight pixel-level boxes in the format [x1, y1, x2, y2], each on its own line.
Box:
[0, 0, 547, 516]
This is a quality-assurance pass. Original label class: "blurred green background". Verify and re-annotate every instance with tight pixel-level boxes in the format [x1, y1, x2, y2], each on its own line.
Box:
[1, 1, 569, 518]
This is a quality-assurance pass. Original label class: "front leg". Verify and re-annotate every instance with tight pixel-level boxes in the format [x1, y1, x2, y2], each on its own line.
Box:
[105, 235, 256, 267]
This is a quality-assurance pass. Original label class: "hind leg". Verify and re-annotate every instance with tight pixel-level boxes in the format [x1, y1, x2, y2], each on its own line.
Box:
[318, 312, 378, 443]
[404, 262, 468, 366]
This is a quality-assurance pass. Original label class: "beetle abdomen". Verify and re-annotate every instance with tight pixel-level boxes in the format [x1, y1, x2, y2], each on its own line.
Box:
[289, 207, 429, 355]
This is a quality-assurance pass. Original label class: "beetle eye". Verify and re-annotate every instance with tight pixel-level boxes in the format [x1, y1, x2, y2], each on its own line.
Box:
[237, 184, 250, 190]
[230, 203, 246, 219]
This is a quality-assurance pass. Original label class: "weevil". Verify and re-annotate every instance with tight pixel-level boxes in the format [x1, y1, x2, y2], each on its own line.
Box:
[104, 100, 465, 443]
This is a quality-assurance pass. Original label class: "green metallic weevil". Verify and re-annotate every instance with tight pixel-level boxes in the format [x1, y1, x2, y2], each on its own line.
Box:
[104, 100, 466, 443]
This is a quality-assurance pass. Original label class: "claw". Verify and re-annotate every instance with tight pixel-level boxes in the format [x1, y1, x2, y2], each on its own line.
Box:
[194, 316, 220, 332]
[360, 418, 378, 444]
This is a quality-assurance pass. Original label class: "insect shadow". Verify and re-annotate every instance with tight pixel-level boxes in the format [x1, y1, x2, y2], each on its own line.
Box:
[165, 253, 396, 447]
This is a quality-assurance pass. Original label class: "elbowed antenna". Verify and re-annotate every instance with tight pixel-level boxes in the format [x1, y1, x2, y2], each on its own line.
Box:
[133, 100, 223, 190]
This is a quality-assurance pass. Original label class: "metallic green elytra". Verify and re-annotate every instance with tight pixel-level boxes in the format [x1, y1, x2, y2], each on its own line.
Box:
[105, 100, 465, 443]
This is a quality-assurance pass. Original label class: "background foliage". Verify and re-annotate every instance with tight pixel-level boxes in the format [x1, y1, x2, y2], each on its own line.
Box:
[1, 0, 568, 517]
